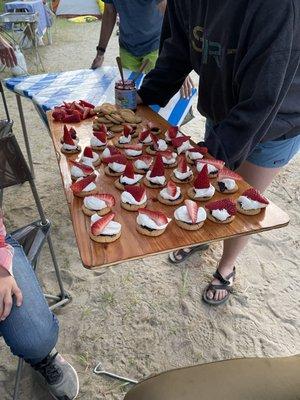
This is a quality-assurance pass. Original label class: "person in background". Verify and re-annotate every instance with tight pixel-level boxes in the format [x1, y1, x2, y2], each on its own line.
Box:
[137, 0, 300, 305]
[0, 34, 17, 68]
[0, 213, 80, 399]
[91, 0, 194, 98]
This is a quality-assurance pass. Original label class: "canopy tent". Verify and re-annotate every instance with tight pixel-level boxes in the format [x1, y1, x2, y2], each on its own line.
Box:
[53, 0, 103, 17]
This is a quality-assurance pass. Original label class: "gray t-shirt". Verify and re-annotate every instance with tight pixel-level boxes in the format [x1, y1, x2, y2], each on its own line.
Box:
[104, 0, 163, 57]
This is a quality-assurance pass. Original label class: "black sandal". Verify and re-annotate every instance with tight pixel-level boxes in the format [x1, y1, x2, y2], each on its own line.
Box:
[202, 267, 236, 305]
[168, 244, 209, 264]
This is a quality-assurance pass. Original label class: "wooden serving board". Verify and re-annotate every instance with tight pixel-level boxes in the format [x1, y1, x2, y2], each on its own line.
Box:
[48, 106, 290, 269]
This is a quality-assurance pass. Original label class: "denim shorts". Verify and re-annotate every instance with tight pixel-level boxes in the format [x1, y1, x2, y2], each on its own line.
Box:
[205, 120, 300, 168]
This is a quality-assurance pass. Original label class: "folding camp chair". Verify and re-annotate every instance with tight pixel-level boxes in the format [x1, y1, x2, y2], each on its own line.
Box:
[124, 355, 300, 400]
[0, 119, 70, 399]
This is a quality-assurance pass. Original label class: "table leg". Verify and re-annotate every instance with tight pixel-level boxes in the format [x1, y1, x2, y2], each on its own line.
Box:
[0, 81, 11, 121]
[16, 94, 35, 177]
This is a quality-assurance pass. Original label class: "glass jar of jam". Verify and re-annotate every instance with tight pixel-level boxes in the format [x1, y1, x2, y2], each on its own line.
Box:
[115, 79, 137, 110]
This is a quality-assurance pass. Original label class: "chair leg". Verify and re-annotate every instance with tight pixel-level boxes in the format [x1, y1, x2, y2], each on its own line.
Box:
[12, 358, 24, 400]
[15, 94, 35, 177]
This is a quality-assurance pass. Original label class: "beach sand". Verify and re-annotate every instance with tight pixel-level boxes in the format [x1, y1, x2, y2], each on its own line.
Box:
[0, 19, 299, 400]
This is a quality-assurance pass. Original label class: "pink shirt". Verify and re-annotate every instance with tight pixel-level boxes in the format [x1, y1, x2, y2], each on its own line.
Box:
[0, 215, 14, 276]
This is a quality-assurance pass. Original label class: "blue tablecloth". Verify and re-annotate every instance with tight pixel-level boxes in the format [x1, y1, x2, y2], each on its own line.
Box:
[5, 0, 51, 36]
[4, 67, 197, 127]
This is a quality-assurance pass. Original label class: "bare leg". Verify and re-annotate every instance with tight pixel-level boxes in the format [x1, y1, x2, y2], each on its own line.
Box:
[206, 161, 281, 301]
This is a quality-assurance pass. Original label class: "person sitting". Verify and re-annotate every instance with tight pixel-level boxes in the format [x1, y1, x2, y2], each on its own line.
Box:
[0, 212, 79, 399]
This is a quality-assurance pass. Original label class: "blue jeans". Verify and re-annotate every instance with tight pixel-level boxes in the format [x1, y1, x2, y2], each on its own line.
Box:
[0, 237, 59, 366]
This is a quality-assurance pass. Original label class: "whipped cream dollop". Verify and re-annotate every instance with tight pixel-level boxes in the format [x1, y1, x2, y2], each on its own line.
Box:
[238, 195, 264, 210]
[91, 214, 121, 236]
[125, 149, 143, 157]
[174, 206, 207, 224]
[137, 214, 171, 230]
[83, 182, 96, 192]
[141, 134, 152, 144]
[177, 140, 192, 154]
[156, 139, 168, 151]
[120, 174, 143, 185]
[187, 150, 204, 160]
[121, 192, 147, 205]
[62, 143, 77, 151]
[84, 196, 107, 210]
[160, 186, 181, 200]
[146, 170, 166, 185]
[108, 162, 126, 173]
[211, 209, 231, 221]
[194, 184, 215, 198]
[162, 152, 177, 164]
[102, 147, 111, 159]
[81, 152, 99, 166]
[119, 135, 132, 144]
[219, 178, 236, 190]
[134, 159, 151, 170]
[174, 168, 193, 180]
[71, 165, 86, 178]
[91, 136, 106, 147]
[197, 162, 218, 174]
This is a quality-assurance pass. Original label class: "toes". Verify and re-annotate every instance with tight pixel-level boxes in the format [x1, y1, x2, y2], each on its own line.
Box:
[207, 290, 214, 300]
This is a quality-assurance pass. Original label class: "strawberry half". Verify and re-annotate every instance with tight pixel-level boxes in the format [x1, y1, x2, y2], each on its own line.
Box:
[69, 160, 94, 175]
[63, 127, 75, 146]
[167, 180, 177, 197]
[93, 131, 107, 143]
[150, 154, 165, 177]
[124, 144, 143, 151]
[138, 208, 168, 226]
[103, 154, 127, 165]
[69, 127, 77, 139]
[136, 155, 153, 167]
[83, 146, 94, 159]
[177, 155, 188, 173]
[105, 145, 121, 156]
[243, 188, 269, 205]
[125, 185, 146, 202]
[70, 173, 96, 193]
[185, 199, 198, 224]
[199, 158, 225, 170]
[189, 146, 208, 155]
[123, 161, 135, 179]
[218, 168, 242, 181]
[123, 124, 133, 137]
[172, 136, 190, 148]
[91, 212, 115, 236]
[160, 150, 175, 160]
[194, 164, 210, 189]
[167, 126, 179, 139]
[139, 129, 151, 142]
[150, 133, 159, 148]
[206, 199, 237, 216]
[95, 193, 116, 207]
[95, 123, 107, 134]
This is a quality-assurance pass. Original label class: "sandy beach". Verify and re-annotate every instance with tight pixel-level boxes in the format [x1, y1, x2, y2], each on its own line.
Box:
[0, 19, 299, 399]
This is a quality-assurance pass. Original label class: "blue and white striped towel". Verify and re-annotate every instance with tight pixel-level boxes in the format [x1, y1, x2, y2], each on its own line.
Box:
[4, 67, 197, 126]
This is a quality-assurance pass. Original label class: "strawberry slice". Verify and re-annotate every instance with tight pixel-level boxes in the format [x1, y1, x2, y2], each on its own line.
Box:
[124, 144, 143, 151]
[206, 199, 237, 216]
[95, 123, 107, 134]
[218, 168, 242, 181]
[83, 146, 94, 159]
[167, 180, 177, 197]
[79, 100, 95, 109]
[123, 124, 133, 137]
[136, 155, 153, 166]
[160, 150, 175, 160]
[172, 136, 190, 148]
[94, 193, 116, 207]
[138, 208, 168, 226]
[150, 133, 159, 147]
[167, 126, 179, 139]
[185, 199, 198, 224]
[103, 154, 127, 165]
[199, 158, 225, 170]
[105, 145, 121, 156]
[69, 127, 77, 139]
[189, 146, 208, 154]
[194, 164, 210, 189]
[177, 155, 188, 173]
[70, 173, 96, 193]
[91, 212, 115, 236]
[52, 109, 66, 121]
[150, 154, 165, 177]
[62, 110, 82, 123]
[69, 160, 94, 175]
[63, 127, 75, 146]
[93, 131, 107, 143]
[243, 188, 269, 205]
[123, 161, 135, 178]
[139, 129, 151, 142]
[82, 107, 91, 120]
[125, 185, 146, 202]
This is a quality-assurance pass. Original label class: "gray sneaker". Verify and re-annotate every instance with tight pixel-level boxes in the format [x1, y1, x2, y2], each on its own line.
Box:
[33, 349, 79, 400]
